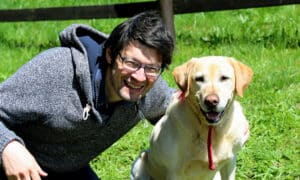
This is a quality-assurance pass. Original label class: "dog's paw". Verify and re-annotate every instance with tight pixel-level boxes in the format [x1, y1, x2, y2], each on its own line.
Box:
[130, 151, 151, 180]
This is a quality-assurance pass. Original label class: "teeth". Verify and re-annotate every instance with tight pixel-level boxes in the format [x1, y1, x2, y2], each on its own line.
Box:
[125, 80, 143, 89]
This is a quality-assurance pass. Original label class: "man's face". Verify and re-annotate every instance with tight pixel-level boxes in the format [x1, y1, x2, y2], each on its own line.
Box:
[105, 40, 162, 103]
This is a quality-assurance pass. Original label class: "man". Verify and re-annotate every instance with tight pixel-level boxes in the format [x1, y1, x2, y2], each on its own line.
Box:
[0, 11, 174, 180]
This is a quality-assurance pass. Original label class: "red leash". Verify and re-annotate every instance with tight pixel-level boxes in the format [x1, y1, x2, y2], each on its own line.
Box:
[207, 126, 216, 170]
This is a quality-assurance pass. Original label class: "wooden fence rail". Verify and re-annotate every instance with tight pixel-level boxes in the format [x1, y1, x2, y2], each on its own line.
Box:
[0, 2, 158, 22]
[0, 0, 299, 39]
[0, 0, 299, 22]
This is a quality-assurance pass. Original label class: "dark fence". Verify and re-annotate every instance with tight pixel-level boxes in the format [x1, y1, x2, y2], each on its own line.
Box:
[1, 0, 299, 39]
[0, 0, 299, 22]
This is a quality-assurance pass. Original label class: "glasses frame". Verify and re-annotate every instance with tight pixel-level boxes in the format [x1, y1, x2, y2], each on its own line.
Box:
[118, 53, 163, 78]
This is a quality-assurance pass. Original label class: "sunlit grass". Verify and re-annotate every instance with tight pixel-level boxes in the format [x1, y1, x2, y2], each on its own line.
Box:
[0, 1, 299, 179]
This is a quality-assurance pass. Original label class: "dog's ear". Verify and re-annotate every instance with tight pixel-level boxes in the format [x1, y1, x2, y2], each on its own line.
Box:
[173, 61, 192, 96]
[228, 58, 253, 97]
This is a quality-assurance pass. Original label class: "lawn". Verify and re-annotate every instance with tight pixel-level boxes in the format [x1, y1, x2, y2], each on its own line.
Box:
[0, 1, 299, 179]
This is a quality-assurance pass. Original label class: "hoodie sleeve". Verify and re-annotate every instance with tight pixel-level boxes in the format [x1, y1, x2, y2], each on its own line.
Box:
[0, 47, 74, 164]
[140, 76, 176, 125]
[0, 121, 24, 162]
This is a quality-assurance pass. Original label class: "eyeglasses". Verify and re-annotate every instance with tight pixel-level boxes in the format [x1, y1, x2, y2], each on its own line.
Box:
[118, 53, 162, 78]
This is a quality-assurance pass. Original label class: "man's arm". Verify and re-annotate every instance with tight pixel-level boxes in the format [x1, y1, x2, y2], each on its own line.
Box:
[141, 76, 176, 125]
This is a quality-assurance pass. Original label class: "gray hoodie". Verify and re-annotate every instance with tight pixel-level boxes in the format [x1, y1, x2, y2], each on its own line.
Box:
[0, 24, 175, 172]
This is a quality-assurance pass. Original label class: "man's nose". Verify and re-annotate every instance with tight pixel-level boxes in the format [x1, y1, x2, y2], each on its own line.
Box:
[131, 68, 147, 81]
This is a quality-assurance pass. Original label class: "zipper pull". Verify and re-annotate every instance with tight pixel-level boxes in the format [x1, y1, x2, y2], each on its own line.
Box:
[83, 104, 92, 120]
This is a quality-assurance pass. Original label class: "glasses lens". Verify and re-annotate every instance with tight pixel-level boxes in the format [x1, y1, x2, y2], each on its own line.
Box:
[144, 66, 161, 77]
[119, 53, 161, 77]
[123, 59, 140, 70]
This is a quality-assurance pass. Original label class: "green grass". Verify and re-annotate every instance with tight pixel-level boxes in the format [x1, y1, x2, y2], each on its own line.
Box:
[0, 1, 299, 179]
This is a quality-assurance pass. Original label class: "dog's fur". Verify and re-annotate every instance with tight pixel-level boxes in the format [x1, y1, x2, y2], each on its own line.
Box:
[131, 56, 253, 180]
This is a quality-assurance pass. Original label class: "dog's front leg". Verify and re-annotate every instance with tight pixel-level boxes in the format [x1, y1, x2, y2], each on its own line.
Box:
[219, 156, 236, 180]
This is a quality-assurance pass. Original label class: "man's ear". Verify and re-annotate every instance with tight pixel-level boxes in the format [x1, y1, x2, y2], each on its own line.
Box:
[228, 58, 253, 97]
[105, 48, 112, 65]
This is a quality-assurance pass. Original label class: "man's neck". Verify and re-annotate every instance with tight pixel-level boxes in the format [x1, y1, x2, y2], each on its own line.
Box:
[105, 67, 122, 103]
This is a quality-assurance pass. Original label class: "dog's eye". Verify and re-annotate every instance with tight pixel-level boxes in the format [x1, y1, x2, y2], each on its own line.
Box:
[195, 76, 204, 82]
[220, 76, 229, 81]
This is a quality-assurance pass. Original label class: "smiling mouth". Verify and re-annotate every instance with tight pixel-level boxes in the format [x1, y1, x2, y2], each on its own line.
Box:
[124, 80, 145, 90]
[201, 109, 225, 124]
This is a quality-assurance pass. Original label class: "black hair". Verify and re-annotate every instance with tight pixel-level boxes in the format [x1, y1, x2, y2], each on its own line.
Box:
[104, 11, 174, 70]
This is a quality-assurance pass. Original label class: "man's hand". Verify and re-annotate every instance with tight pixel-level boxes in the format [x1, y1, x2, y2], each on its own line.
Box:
[2, 141, 48, 180]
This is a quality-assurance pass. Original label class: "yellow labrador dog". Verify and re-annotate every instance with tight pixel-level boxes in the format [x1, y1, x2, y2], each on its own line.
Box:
[131, 56, 253, 180]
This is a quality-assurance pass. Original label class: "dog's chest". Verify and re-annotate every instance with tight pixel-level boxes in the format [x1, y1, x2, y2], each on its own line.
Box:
[185, 133, 235, 166]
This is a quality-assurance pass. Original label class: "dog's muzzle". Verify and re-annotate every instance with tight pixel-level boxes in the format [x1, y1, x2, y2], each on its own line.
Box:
[201, 94, 227, 124]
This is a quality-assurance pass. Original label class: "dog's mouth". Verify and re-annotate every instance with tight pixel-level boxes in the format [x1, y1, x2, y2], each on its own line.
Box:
[201, 109, 225, 124]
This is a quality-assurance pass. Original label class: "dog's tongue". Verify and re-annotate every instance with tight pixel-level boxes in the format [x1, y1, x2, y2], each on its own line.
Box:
[206, 112, 221, 122]
[207, 126, 216, 170]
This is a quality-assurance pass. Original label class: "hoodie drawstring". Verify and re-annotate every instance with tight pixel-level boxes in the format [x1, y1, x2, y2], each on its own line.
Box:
[83, 104, 92, 120]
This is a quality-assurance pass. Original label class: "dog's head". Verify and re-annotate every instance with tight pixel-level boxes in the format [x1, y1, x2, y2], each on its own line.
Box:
[173, 56, 253, 125]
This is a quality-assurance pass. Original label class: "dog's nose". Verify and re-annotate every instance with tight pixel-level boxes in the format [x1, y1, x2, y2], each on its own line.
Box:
[204, 94, 219, 108]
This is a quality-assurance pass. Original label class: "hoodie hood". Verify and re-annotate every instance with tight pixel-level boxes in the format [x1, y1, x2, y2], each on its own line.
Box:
[59, 24, 108, 54]
[59, 24, 109, 121]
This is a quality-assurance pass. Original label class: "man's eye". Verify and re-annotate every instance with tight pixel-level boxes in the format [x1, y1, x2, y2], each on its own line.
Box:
[125, 60, 139, 68]
[146, 67, 160, 73]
